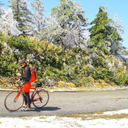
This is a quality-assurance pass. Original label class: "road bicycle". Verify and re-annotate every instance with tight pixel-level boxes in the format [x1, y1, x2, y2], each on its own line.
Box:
[4, 81, 49, 112]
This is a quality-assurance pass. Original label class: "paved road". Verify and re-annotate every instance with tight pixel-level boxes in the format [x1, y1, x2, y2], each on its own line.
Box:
[0, 89, 128, 117]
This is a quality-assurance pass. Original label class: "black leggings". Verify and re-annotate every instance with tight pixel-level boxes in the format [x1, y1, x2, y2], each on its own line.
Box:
[24, 92, 31, 108]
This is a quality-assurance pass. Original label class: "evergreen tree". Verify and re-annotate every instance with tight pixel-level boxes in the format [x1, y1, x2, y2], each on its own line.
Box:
[46, 0, 88, 49]
[89, 6, 125, 55]
[9, 0, 34, 35]
[89, 6, 112, 53]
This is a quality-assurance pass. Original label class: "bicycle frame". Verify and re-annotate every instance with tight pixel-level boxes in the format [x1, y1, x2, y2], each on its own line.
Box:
[14, 84, 43, 104]
[14, 85, 24, 102]
[30, 87, 43, 103]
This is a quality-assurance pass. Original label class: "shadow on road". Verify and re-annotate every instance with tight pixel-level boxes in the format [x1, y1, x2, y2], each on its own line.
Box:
[28, 107, 61, 112]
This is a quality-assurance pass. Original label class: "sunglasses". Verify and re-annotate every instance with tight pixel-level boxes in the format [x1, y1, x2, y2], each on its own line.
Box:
[20, 63, 25, 66]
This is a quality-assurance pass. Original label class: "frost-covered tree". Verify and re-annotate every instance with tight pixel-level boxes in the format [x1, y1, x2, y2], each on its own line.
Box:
[0, 8, 21, 36]
[31, 0, 45, 38]
[0, 1, 4, 17]
[45, 0, 88, 49]
[9, 0, 34, 35]
[109, 13, 128, 65]
[110, 13, 126, 55]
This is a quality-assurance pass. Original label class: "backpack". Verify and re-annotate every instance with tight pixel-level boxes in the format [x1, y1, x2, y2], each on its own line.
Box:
[24, 66, 37, 82]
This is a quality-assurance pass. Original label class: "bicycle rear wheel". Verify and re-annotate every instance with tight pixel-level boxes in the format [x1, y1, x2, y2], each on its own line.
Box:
[33, 89, 49, 108]
[4, 91, 24, 112]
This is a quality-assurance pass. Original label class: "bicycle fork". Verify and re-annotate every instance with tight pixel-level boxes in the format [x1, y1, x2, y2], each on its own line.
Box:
[14, 92, 21, 102]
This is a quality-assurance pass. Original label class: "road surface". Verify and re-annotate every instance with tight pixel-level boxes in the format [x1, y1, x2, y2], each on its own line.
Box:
[0, 89, 128, 117]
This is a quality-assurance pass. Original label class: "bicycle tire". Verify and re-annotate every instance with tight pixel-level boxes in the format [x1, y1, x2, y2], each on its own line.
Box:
[4, 91, 24, 112]
[33, 89, 49, 108]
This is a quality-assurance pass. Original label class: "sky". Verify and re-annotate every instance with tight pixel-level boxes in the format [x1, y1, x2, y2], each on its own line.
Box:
[3, 0, 128, 49]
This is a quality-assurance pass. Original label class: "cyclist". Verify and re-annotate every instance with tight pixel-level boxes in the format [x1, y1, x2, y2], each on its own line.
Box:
[16, 58, 31, 110]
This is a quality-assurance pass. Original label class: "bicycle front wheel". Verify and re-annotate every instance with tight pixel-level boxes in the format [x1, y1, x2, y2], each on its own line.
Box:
[4, 91, 24, 112]
[33, 89, 49, 108]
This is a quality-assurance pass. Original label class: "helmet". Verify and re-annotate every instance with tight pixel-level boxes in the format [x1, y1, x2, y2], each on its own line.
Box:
[18, 58, 26, 65]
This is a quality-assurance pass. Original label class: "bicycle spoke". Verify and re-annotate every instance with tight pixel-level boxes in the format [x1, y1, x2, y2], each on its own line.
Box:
[4, 91, 24, 112]
[32, 89, 49, 108]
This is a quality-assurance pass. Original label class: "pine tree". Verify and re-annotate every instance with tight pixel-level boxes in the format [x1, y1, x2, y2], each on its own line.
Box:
[89, 6, 112, 53]
[9, 0, 34, 35]
[89, 6, 125, 55]
[46, 0, 88, 49]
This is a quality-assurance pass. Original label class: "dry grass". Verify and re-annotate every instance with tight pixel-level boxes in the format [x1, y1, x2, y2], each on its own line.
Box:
[58, 112, 128, 120]
[0, 77, 126, 91]
[21, 117, 29, 120]
[47, 84, 122, 92]
[39, 117, 46, 119]
[0, 76, 18, 88]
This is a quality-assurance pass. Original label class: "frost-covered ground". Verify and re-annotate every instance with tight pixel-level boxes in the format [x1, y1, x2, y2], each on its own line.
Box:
[0, 109, 128, 128]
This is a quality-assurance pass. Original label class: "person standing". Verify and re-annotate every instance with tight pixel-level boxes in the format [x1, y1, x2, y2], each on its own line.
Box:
[16, 58, 31, 110]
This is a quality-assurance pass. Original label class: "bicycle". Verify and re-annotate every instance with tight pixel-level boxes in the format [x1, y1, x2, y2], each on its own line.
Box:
[4, 81, 49, 112]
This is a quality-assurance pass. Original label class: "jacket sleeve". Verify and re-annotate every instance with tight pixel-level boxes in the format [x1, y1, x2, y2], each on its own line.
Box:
[21, 67, 31, 82]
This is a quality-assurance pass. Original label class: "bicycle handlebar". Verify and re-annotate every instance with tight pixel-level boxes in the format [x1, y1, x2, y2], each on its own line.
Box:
[13, 79, 22, 88]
